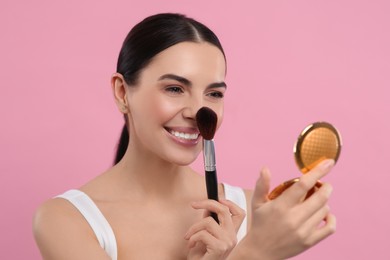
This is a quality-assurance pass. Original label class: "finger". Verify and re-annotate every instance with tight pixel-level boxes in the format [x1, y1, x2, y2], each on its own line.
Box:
[219, 199, 246, 233]
[283, 159, 334, 205]
[252, 167, 271, 208]
[187, 229, 219, 249]
[296, 182, 333, 221]
[191, 200, 233, 229]
[184, 216, 220, 240]
[305, 213, 337, 247]
[300, 204, 331, 235]
[188, 230, 232, 257]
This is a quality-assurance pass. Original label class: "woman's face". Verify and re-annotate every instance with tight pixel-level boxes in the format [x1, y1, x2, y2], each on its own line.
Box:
[125, 42, 226, 165]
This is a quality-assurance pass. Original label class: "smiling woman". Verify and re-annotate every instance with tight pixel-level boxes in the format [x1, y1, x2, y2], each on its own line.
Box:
[33, 13, 336, 260]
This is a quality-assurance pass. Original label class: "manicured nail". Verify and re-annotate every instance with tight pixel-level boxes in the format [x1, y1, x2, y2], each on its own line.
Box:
[320, 159, 335, 171]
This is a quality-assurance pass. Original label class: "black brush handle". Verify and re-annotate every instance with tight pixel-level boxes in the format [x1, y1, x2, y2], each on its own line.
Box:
[206, 170, 219, 224]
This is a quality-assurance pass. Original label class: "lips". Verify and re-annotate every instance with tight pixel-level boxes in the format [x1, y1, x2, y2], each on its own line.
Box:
[165, 127, 200, 145]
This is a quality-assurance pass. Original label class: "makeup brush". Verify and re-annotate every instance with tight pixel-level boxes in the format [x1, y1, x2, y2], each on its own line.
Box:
[196, 107, 219, 223]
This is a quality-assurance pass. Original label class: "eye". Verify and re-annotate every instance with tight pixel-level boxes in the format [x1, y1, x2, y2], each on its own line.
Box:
[207, 91, 224, 99]
[165, 86, 184, 94]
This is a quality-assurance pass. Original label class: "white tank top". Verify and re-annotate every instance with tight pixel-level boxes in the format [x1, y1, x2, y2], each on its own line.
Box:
[57, 183, 247, 260]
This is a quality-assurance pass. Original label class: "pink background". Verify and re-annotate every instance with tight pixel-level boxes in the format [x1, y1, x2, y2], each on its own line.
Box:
[1, 0, 389, 259]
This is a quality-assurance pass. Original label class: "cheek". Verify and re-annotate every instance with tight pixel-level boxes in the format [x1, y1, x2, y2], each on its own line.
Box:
[215, 106, 224, 130]
[145, 93, 181, 122]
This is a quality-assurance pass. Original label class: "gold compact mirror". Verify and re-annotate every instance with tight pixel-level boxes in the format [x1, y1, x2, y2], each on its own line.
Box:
[268, 122, 342, 200]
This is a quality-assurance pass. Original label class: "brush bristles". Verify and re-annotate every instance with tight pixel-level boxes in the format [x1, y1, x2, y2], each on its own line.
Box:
[196, 107, 217, 140]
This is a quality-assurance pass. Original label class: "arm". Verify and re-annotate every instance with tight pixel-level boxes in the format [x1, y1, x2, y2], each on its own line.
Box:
[229, 159, 336, 260]
[33, 198, 111, 260]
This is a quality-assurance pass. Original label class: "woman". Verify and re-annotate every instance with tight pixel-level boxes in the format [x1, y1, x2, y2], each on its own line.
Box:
[33, 13, 336, 259]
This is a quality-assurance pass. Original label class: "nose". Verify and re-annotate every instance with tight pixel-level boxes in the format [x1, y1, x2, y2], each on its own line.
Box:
[182, 96, 203, 121]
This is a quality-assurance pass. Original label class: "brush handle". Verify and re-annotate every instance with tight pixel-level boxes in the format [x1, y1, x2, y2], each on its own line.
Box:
[206, 170, 219, 224]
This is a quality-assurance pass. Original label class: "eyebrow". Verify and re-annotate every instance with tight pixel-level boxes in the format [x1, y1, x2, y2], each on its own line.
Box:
[158, 74, 227, 89]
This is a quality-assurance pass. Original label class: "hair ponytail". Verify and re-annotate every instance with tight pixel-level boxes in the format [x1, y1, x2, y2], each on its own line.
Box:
[114, 124, 129, 164]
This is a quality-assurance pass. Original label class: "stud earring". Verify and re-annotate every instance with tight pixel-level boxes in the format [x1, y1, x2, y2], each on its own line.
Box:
[121, 105, 128, 113]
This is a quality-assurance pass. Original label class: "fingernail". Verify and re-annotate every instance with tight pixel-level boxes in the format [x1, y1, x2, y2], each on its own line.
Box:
[320, 159, 335, 171]
[327, 185, 333, 196]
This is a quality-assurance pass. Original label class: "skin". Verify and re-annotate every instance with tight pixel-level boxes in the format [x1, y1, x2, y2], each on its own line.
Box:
[33, 41, 336, 260]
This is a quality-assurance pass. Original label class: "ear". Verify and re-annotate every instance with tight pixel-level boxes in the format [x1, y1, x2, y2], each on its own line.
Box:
[111, 73, 129, 114]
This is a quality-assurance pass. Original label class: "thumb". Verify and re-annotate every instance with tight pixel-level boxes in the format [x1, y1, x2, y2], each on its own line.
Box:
[252, 167, 271, 208]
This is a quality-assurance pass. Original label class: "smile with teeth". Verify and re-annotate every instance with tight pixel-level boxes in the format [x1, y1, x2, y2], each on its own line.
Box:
[169, 130, 199, 140]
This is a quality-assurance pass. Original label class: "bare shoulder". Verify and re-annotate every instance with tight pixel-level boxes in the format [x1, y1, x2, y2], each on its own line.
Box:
[33, 197, 87, 237]
[33, 197, 110, 260]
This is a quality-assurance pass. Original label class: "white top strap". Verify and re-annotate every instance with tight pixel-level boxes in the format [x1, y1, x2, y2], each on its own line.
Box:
[222, 183, 248, 241]
[56, 190, 118, 260]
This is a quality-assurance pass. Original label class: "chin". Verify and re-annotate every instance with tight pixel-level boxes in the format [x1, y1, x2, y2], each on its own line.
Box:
[163, 150, 200, 166]
[171, 155, 198, 166]
[157, 141, 202, 166]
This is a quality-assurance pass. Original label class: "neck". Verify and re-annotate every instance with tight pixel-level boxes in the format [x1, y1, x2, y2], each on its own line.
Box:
[112, 143, 195, 200]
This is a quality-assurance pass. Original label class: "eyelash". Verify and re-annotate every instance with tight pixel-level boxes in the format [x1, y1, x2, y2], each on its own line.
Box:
[164, 86, 224, 99]
[208, 91, 224, 99]
[165, 86, 184, 94]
